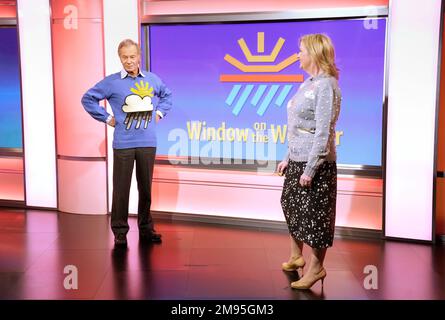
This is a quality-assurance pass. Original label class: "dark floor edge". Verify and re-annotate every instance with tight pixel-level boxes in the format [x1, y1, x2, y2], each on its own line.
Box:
[0, 200, 25, 208]
[152, 210, 383, 240]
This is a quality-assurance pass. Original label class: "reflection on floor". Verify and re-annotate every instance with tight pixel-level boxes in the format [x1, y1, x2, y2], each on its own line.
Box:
[0, 209, 444, 300]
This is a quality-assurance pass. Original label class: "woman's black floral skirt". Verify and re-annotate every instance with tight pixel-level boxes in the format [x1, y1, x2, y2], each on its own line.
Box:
[281, 160, 337, 249]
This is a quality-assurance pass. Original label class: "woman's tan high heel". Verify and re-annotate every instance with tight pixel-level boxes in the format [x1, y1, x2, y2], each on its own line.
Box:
[281, 256, 305, 271]
[290, 267, 326, 290]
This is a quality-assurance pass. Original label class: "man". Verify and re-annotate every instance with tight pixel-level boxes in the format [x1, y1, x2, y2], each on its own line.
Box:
[82, 39, 172, 247]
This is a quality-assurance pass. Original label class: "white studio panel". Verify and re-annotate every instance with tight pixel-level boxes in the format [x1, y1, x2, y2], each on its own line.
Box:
[17, 0, 57, 208]
[103, 0, 139, 212]
[385, 0, 442, 241]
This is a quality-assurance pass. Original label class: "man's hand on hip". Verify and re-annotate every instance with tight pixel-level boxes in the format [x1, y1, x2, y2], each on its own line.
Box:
[107, 116, 116, 127]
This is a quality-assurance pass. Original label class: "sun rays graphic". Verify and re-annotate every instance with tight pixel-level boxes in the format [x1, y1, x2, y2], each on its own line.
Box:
[130, 80, 154, 98]
[221, 32, 304, 116]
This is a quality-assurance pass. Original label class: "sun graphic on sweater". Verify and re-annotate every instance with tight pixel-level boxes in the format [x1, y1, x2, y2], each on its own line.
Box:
[130, 80, 154, 98]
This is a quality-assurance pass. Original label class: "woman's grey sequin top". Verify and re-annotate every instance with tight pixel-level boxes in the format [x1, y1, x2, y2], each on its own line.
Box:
[284, 73, 342, 178]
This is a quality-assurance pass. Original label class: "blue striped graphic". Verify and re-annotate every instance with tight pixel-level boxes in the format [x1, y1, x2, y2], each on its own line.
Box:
[251, 85, 267, 106]
[225, 85, 242, 106]
[232, 85, 254, 116]
[275, 85, 293, 107]
[257, 85, 279, 116]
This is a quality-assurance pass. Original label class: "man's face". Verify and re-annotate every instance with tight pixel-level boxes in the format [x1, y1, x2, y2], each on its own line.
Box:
[119, 45, 140, 75]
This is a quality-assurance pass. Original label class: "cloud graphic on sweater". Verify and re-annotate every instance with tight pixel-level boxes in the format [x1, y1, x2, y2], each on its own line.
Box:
[122, 95, 154, 113]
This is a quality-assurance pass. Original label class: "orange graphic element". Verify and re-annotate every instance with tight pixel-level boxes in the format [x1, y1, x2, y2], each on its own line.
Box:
[237, 36, 285, 62]
[220, 74, 304, 82]
[224, 53, 299, 73]
[257, 32, 265, 53]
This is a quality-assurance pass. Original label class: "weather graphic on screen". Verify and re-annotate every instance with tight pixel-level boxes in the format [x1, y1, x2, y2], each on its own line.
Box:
[149, 19, 386, 166]
[220, 32, 304, 117]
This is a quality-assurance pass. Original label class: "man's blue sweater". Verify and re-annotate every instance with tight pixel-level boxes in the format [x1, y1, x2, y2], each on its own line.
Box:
[81, 70, 172, 149]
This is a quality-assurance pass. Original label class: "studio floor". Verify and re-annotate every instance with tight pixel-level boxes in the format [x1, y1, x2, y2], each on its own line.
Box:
[0, 208, 444, 300]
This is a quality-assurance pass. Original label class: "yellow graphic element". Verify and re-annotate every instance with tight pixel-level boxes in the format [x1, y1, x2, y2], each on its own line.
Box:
[130, 80, 154, 98]
[224, 53, 298, 73]
[336, 131, 344, 146]
[238, 36, 285, 62]
[257, 32, 264, 53]
[224, 32, 299, 72]
[270, 124, 287, 144]
[187, 121, 250, 142]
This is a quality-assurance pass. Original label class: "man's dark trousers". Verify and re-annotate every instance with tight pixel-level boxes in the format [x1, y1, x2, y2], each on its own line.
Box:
[111, 147, 156, 237]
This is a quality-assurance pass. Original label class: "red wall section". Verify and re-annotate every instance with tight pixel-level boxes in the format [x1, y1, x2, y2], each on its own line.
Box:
[51, 0, 102, 19]
[0, 0, 16, 18]
[57, 158, 107, 214]
[436, 10, 445, 236]
[51, 0, 108, 214]
[51, 0, 106, 157]
[437, 180, 445, 235]
[0, 157, 24, 201]
[438, 16, 445, 174]
[142, 0, 389, 15]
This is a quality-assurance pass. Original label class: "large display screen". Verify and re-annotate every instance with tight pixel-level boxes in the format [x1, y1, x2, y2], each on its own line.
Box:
[146, 18, 386, 169]
[0, 26, 22, 150]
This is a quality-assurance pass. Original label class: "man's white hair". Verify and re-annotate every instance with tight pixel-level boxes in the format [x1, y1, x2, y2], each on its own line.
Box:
[118, 39, 140, 55]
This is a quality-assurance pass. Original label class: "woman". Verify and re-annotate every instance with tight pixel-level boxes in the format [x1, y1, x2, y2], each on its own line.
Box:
[277, 34, 341, 290]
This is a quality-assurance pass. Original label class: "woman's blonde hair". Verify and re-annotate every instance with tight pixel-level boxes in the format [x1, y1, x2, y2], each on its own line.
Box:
[299, 34, 339, 80]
